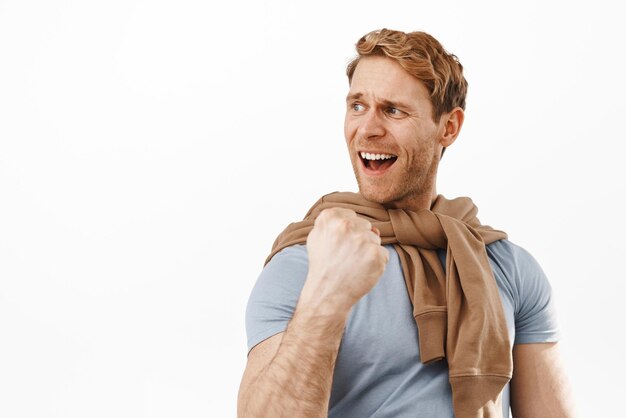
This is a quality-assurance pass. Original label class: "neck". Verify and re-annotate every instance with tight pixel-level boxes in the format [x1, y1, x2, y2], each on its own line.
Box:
[382, 178, 439, 211]
[382, 193, 437, 211]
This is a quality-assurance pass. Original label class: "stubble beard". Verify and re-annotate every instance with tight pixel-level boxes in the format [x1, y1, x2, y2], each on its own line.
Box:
[351, 152, 439, 208]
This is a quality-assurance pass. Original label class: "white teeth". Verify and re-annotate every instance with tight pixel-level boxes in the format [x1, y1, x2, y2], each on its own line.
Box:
[360, 152, 395, 160]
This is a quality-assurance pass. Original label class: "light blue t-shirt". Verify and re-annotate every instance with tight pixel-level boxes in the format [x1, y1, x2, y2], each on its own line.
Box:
[245, 239, 559, 417]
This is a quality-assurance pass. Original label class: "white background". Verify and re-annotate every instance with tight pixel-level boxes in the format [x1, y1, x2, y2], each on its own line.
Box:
[1, 0, 624, 417]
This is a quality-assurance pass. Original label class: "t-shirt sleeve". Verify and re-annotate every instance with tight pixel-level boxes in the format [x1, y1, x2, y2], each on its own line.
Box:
[488, 240, 560, 345]
[245, 244, 309, 354]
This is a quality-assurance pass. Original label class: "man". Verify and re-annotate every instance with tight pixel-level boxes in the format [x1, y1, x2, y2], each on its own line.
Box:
[238, 29, 576, 417]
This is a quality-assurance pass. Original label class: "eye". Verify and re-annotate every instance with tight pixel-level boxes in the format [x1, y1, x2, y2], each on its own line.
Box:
[385, 106, 406, 117]
[351, 103, 365, 112]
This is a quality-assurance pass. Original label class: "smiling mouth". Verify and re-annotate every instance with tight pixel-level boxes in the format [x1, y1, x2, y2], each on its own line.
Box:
[359, 151, 398, 172]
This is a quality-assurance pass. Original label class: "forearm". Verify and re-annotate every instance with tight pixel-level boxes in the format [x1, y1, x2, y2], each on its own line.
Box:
[240, 209, 387, 417]
[239, 306, 347, 418]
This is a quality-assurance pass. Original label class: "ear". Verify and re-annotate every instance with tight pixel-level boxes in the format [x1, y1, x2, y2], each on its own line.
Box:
[439, 107, 464, 148]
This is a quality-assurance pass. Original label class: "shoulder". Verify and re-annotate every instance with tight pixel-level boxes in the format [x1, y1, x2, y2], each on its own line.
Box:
[486, 239, 560, 344]
[249, 244, 309, 304]
[245, 245, 309, 352]
[262, 244, 309, 278]
[485, 239, 550, 296]
[485, 239, 545, 279]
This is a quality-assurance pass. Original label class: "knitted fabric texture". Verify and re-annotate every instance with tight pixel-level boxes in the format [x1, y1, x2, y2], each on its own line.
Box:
[265, 192, 513, 418]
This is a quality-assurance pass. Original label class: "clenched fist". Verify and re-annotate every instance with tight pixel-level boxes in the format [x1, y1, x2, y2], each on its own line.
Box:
[298, 207, 389, 317]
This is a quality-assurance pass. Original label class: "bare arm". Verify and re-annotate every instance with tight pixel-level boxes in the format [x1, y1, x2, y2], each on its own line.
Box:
[237, 303, 347, 417]
[510, 342, 578, 418]
[237, 208, 389, 418]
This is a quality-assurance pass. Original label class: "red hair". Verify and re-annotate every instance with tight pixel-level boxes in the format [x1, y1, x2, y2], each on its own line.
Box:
[347, 28, 467, 122]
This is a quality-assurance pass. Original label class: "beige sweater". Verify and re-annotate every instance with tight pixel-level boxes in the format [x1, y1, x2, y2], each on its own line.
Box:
[266, 192, 512, 418]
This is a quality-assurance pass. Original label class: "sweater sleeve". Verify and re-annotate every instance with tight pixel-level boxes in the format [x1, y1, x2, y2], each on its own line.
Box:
[244, 244, 309, 353]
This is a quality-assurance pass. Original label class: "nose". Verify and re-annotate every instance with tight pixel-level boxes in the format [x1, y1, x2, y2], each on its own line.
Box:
[358, 109, 386, 139]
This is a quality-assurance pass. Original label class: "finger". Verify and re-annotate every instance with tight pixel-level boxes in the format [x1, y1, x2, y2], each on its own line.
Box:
[328, 207, 358, 218]
[350, 217, 372, 231]
[380, 246, 390, 263]
[366, 227, 382, 245]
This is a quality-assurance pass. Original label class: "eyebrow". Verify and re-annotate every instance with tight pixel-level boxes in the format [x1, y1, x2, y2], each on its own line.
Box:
[346, 92, 363, 102]
[346, 92, 412, 110]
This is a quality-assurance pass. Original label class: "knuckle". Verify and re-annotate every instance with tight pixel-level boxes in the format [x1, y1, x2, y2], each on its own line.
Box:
[337, 218, 353, 232]
[370, 245, 385, 261]
[318, 208, 332, 220]
[316, 208, 337, 225]
[317, 207, 356, 222]
[334, 207, 356, 218]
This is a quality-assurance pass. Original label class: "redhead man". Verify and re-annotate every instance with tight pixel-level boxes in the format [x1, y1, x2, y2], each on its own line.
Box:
[238, 29, 576, 418]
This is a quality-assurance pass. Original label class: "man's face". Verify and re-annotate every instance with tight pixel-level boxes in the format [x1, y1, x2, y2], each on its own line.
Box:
[344, 56, 447, 210]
